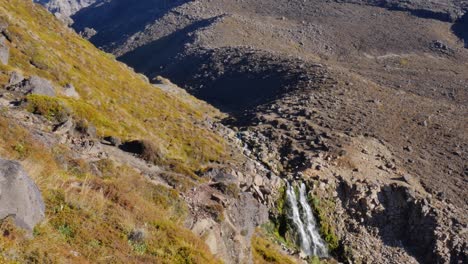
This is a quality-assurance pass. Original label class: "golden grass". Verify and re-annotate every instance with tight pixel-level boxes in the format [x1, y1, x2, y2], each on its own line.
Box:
[252, 229, 296, 264]
[0, 115, 219, 263]
[0, 0, 234, 262]
[0, 0, 228, 171]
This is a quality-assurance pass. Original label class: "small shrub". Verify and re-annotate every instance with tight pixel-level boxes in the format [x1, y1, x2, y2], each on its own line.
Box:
[399, 58, 409, 66]
[140, 140, 164, 165]
[58, 224, 74, 241]
[226, 183, 240, 197]
[241, 229, 248, 236]
[13, 142, 28, 159]
[75, 119, 97, 137]
[129, 241, 147, 255]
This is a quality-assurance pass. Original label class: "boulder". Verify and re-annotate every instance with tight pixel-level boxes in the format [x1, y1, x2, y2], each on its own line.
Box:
[80, 27, 97, 39]
[53, 118, 74, 135]
[62, 83, 80, 98]
[0, 159, 45, 232]
[25, 76, 56, 96]
[8, 71, 24, 86]
[0, 21, 7, 32]
[8, 76, 56, 96]
[0, 36, 9, 65]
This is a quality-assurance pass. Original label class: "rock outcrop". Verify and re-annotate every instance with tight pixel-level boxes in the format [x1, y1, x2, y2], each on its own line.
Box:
[8, 75, 56, 96]
[8, 71, 24, 86]
[62, 83, 79, 98]
[34, 0, 98, 23]
[0, 159, 45, 232]
[0, 36, 9, 65]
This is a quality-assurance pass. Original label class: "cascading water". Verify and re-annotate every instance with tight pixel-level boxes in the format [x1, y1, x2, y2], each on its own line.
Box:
[286, 182, 329, 257]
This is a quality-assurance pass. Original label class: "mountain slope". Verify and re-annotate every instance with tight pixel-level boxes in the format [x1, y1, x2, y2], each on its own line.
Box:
[63, 0, 468, 263]
[1, 0, 229, 171]
[0, 0, 240, 263]
[17, 0, 468, 263]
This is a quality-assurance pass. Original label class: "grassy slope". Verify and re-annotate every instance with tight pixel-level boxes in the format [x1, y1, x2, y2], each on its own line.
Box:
[0, 0, 227, 263]
[0, 116, 219, 263]
[0, 0, 227, 171]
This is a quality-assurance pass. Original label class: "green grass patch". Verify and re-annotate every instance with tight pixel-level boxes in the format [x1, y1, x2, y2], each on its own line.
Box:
[252, 230, 296, 264]
[26, 94, 70, 123]
[310, 197, 339, 253]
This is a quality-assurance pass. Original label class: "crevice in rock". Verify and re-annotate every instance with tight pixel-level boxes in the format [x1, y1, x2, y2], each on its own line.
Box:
[337, 182, 439, 263]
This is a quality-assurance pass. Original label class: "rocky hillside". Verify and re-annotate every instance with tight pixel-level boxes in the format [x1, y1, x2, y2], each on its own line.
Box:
[33, 0, 97, 23]
[68, 0, 468, 263]
[0, 1, 279, 263]
[10, 0, 468, 263]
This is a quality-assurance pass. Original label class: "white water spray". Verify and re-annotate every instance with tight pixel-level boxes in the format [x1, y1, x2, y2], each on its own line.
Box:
[286, 182, 329, 257]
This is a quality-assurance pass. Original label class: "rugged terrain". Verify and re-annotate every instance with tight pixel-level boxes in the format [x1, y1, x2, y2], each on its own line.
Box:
[5, 0, 468, 263]
[33, 0, 97, 24]
[0, 1, 275, 263]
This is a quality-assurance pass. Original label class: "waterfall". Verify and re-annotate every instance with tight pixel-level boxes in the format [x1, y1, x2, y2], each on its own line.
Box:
[286, 182, 329, 257]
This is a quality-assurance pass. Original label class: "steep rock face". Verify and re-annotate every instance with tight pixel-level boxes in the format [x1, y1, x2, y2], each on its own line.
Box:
[34, 0, 98, 22]
[0, 159, 45, 232]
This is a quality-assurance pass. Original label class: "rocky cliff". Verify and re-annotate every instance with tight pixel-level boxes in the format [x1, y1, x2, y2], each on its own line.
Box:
[34, 0, 97, 23]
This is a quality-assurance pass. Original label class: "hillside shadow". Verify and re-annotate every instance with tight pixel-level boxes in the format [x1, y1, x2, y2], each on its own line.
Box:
[72, 0, 191, 49]
[120, 28, 321, 117]
[337, 183, 441, 263]
[164, 50, 301, 114]
[452, 13, 468, 48]
[118, 17, 219, 76]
